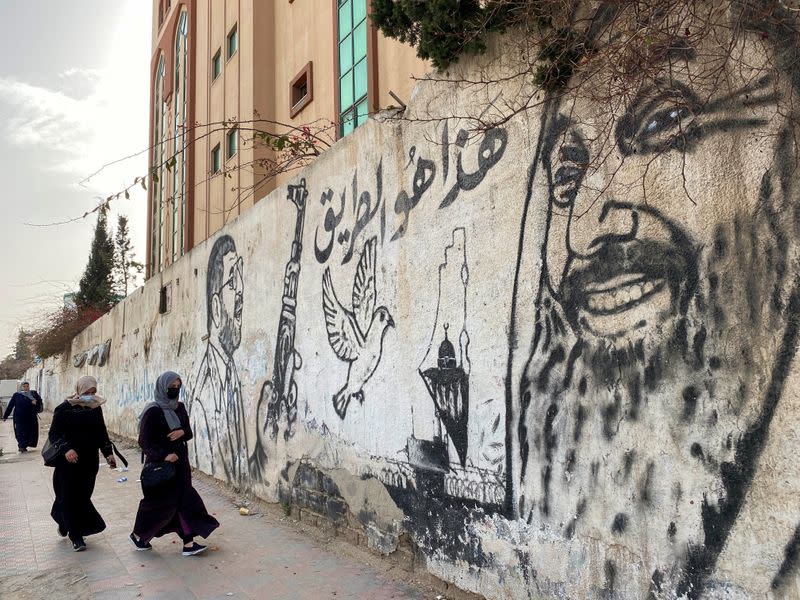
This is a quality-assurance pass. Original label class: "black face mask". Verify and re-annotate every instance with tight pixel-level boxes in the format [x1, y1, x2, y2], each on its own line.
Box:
[166, 387, 180, 400]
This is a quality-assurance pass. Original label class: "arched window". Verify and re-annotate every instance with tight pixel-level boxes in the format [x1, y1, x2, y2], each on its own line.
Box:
[172, 9, 188, 262]
[151, 54, 167, 274]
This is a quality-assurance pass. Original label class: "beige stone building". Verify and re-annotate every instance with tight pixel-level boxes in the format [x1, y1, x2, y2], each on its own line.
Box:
[147, 0, 428, 277]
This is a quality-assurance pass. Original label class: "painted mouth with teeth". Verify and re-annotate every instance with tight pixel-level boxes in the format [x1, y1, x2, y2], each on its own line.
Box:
[558, 239, 694, 337]
[583, 274, 666, 315]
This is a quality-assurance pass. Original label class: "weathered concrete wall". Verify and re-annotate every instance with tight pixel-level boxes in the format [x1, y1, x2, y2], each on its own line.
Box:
[29, 14, 800, 599]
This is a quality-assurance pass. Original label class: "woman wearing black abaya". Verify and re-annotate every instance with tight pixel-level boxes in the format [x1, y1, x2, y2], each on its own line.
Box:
[48, 375, 117, 551]
[2, 381, 43, 452]
[130, 371, 218, 556]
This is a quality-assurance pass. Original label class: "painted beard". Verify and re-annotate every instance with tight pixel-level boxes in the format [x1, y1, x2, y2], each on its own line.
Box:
[516, 201, 792, 595]
[218, 293, 243, 356]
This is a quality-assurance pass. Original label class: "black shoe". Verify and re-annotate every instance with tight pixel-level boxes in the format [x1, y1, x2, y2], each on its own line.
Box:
[18, 447, 27, 453]
[181, 542, 207, 556]
[73, 538, 86, 552]
[57, 524, 68, 538]
[129, 532, 152, 551]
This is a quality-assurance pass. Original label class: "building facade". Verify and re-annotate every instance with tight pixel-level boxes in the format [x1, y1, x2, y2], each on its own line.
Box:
[146, 0, 428, 277]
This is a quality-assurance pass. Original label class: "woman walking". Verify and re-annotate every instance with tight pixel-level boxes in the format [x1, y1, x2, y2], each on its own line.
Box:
[2, 381, 43, 452]
[130, 371, 219, 555]
[48, 375, 117, 551]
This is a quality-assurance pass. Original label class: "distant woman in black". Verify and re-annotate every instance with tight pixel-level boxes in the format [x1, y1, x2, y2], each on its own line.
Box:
[2, 381, 43, 452]
[130, 371, 218, 556]
[48, 375, 117, 551]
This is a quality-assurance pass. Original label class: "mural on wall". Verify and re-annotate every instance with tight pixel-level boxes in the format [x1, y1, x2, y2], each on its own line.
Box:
[418, 227, 471, 467]
[261, 179, 309, 443]
[258, 128, 509, 562]
[72, 339, 112, 368]
[507, 7, 800, 597]
[189, 180, 312, 481]
[348, 223, 506, 564]
[322, 236, 395, 418]
[294, 123, 511, 564]
[187, 234, 250, 485]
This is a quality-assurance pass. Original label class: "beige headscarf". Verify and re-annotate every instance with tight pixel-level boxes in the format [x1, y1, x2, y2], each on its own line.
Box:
[66, 375, 106, 409]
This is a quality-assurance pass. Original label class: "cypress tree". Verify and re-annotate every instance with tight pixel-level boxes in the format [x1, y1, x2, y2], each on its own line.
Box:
[113, 214, 143, 298]
[75, 207, 116, 311]
[14, 329, 32, 361]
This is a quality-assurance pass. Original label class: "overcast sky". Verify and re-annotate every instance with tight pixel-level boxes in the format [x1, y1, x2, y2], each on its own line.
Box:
[0, 1, 150, 356]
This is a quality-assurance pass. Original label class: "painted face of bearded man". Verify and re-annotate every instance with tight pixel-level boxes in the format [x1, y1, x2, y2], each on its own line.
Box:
[508, 5, 800, 597]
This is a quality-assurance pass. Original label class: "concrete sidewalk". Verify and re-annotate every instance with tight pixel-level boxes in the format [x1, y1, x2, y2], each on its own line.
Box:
[0, 415, 432, 600]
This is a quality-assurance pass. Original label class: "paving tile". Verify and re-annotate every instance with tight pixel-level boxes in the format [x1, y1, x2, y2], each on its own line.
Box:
[138, 575, 199, 599]
[88, 574, 139, 594]
[93, 589, 143, 600]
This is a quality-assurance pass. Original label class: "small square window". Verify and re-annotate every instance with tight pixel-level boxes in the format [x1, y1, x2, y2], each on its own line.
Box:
[227, 24, 238, 59]
[226, 129, 238, 159]
[212, 49, 222, 80]
[290, 62, 313, 118]
[212, 144, 221, 173]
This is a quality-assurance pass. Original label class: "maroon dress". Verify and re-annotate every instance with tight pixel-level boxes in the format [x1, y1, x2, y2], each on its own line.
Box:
[133, 403, 219, 542]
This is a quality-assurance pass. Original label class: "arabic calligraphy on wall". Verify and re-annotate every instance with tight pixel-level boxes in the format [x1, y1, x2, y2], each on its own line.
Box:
[313, 125, 508, 265]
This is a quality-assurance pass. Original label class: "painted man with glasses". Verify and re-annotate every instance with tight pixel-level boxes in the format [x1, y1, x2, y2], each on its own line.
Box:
[188, 234, 249, 486]
[508, 3, 800, 597]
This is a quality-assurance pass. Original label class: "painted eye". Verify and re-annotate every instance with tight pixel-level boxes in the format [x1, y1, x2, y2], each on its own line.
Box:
[554, 165, 584, 186]
[641, 106, 691, 139]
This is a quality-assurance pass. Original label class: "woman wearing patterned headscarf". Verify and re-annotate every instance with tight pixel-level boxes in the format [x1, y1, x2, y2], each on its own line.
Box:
[129, 371, 218, 556]
[2, 381, 43, 452]
[47, 375, 117, 551]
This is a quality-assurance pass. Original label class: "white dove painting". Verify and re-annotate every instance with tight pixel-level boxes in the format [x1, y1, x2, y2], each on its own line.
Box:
[322, 237, 395, 419]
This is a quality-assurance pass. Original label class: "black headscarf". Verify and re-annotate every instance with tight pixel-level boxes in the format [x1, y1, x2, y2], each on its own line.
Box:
[139, 371, 182, 430]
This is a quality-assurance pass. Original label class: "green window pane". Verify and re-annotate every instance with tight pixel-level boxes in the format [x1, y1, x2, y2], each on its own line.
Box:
[341, 109, 355, 136]
[212, 51, 221, 79]
[352, 0, 366, 24]
[338, 0, 351, 40]
[227, 129, 238, 159]
[227, 26, 238, 58]
[340, 69, 353, 109]
[356, 98, 368, 126]
[338, 0, 369, 137]
[354, 20, 367, 61]
[339, 36, 352, 73]
[353, 58, 368, 99]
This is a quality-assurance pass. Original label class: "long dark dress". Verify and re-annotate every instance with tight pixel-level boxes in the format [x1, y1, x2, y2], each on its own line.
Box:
[48, 401, 113, 542]
[133, 403, 219, 542]
[3, 391, 43, 449]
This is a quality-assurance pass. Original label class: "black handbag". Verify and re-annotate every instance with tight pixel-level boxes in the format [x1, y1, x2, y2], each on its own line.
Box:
[41, 436, 69, 467]
[140, 460, 176, 492]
